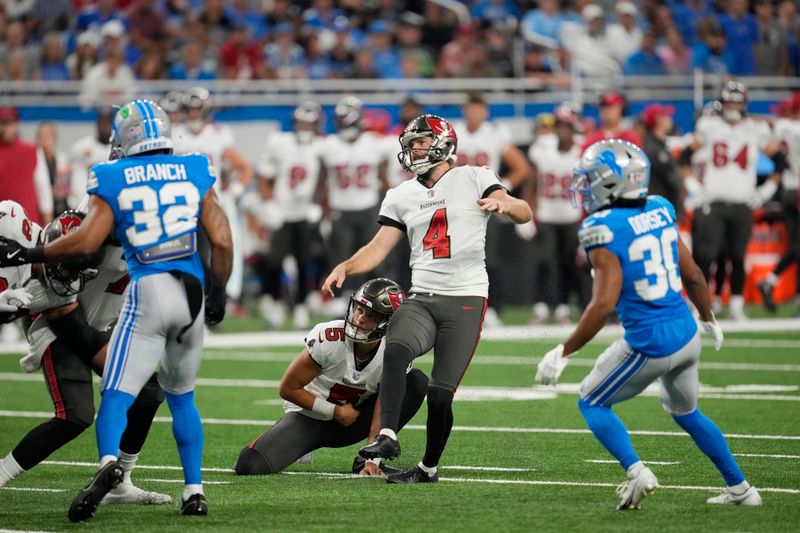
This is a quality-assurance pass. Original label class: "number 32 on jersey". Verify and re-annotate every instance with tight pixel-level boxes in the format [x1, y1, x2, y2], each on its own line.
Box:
[117, 182, 200, 247]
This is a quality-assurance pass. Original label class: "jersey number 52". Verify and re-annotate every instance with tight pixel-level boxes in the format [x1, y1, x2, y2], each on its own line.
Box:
[628, 227, 682, 301]
[117, 182, 200, 247]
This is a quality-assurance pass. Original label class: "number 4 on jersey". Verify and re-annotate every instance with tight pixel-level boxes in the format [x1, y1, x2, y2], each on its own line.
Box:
[423, 208, 451, 259]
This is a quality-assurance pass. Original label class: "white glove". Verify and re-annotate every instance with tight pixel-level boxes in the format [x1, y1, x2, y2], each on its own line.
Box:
[747, 179, 778, 210]
[699, 313, 723, 351]
[683, 175, 709, 211]
[535, 344, 573, 385]
[0, 288, 32, 313]
[514, 219, 538, 241]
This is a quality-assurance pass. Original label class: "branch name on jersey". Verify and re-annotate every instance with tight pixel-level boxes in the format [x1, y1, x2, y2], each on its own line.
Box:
[773, 117, 800, 190]
[529, 140, 582, 224]
[695, 116, 771, 202]
[172, 123, 234, 194]
[256, 132, 323, 222]
[87, 153, 216, 282]
[578, 195, 697, 357]
[378, 165, 504, 298]
[319, 132, 394, 211]
[452, 121, 512, 173]
[285, 319, 385, 420]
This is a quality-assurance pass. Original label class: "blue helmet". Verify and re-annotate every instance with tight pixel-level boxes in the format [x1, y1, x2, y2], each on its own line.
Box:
[571, 139, 650, 214]
[112, 99, 173, 158]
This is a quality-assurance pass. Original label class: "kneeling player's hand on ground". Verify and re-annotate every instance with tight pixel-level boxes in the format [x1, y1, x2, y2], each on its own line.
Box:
[0, 287, 32, 313]
[322, 266, 346, 298]
[333, 403, 359, 427]
[359, 460, 383, 477]
[535, 344, 572, 385]
[700, 315, 724, 351]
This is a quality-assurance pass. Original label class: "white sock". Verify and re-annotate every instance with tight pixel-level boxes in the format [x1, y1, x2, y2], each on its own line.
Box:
[0, 452, 25, 487]
[418, 461, 437, 476]
[729, 480, 750, 495]
[118, 451, 138, 483]
[730, 295, 744, 311]
[764, 272, 778, 287]
[183, 483, 204, 501]
[379, 428, 397, 441]
[626, 461, 644, 479]
[100, 455, 117, 468]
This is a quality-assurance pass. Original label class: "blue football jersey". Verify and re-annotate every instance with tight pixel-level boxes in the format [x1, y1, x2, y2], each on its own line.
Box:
[87, 153, 216, 283]
[578, 195, 697, 357]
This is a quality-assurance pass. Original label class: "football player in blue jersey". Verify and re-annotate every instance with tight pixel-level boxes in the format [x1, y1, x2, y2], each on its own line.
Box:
[0, 99, 233, 520]
[534, 139, 761, 510]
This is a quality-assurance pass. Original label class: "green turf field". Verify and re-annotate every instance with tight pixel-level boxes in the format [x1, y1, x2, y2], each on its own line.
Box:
[0, 329, 798, 532]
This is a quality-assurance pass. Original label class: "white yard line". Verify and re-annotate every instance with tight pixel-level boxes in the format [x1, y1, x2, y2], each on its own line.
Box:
[139, 479, 230, 485]
[734, 453, 800, 459]
[585, 460, 681, 465]
[0, 487, 65, 493]
[3, 410, 798, 440]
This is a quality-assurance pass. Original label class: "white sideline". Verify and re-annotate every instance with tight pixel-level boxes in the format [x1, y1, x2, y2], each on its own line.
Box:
[585, 459, 681, 465]
[2, 410, 799, 440]
[1, 319, 799, 355]
[23, 461, 800, 495]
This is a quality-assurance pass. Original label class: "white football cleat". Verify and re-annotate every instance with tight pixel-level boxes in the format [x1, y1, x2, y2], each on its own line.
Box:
[482, 307, 503, 328]
[292, 304, 310, 330]
[100, 480, 172, 505]
[616, 466, 658, 510]
[706, 486, 762, 506]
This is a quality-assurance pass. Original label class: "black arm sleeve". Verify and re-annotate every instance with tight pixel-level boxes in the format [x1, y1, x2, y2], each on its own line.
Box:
[47, 306, 111, 364]
[678, 146, 695, 167]
[770, 150, 788, 174]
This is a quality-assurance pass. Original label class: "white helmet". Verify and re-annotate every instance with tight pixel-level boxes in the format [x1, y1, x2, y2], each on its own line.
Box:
[0, 200, 41, 248]
[112, 99, 173, 158]
[570, 139, 650, 214]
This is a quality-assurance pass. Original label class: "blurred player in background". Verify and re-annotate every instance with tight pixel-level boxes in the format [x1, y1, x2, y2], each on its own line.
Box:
[680, 81, 786, 320]
[453, 93, 531, 326]
[235, 278, 427, 477]
[759, 92, 800, 314]
[68, 108, 114, 209]
[526, 104, 584, 324]
[581, 92, 643, 152]
[318, 95, 393, 311]
[159, 90, 185, 128]
[253, 100, 325, 329]
[536, 139, 761, 510]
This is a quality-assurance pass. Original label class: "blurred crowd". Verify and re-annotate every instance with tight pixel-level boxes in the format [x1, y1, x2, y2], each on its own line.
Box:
[0, 0, 799, 103]
[2, 80, 799, 338]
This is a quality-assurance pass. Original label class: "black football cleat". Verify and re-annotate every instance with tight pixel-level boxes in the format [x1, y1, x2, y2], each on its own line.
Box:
[358, 434, 401, 460]
[351, 456, 402, 476]
[757, 281, 777, 312]
[68, 461, 124, 522]
[181, 493, 208, 516]
[386, 466, 439, 484]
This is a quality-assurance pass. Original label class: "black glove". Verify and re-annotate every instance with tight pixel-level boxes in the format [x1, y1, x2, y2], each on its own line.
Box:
[0, 238, 44, 267]
[204, 276, 227, 326]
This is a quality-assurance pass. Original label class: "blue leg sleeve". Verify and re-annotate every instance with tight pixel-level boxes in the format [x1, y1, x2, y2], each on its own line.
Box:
[578, 398, 640, 471]
[672, 408, 745, 486]
[96, 389, 136, 460]
[165, 390, 204, 485]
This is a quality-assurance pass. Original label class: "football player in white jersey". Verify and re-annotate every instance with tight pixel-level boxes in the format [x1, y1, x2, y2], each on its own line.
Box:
[254, 101, 325, 328]
[68, 108, 114, 209]
[235, 278, 428, 477]
[680, 81, 786, 320]
[0, 203, 170, 505]
[527, 105, 584, 324]
[317, 96, 394, 300]
[322, 115, 531, 483]
[452, 93, 531, 327]
[159, 90, 184, 128]
[171, 87, 252, 304]
[759, 92, 800, 313]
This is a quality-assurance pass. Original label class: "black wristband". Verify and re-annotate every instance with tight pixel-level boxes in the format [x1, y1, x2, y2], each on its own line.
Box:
[771, 151, 788, 174]
[27, 246, 45, 264]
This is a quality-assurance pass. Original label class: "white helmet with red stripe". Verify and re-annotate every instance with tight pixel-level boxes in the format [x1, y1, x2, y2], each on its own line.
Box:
[398, 114, 458, 175]
[0, 200, 41, 248]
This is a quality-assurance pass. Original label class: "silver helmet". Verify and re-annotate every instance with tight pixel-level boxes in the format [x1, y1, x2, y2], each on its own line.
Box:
[570, 139, 650, 214]
[112, 99, 172, 157]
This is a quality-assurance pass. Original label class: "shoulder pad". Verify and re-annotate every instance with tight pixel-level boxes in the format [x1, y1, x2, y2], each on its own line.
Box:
[578, 224, 614, 249]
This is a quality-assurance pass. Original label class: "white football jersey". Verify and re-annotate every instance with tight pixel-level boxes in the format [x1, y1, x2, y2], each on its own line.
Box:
[69, 135, 109, 209]
[528, 140, 582, 224]
[78, 245, 129, 331]
[172, 123, 235, 193]
[773, 117, 800, 190]
[452, 121, 512, 173]
[319, 132, 394, 211]
[695, 116, 771, 203]
[284, 319, 385, 420]
[379, 165, 503, 298]
[256, 132, 323, 222]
